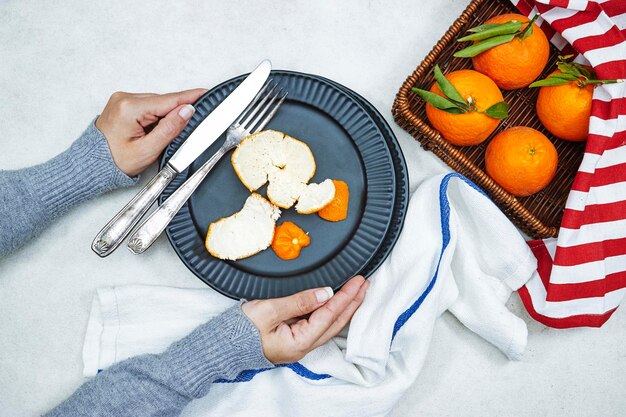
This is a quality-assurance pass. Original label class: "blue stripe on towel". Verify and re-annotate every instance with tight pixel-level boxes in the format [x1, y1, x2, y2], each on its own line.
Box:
[391, 173, 485, 340]
[217, 173, 485, 383]
[283, 362, 332, 380]
[216, 362, 331, 383]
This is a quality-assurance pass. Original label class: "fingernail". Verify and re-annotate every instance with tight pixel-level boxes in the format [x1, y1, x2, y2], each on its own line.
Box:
[315, 287, 333, 303]
[178, 104, 195, 121]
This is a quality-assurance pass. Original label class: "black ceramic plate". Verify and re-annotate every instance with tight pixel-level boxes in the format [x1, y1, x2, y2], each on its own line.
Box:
[318, 75, 409, 278]
[160, 71, 399, 299]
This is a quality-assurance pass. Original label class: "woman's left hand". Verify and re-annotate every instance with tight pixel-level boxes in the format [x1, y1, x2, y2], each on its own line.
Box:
[242, 275, 369, 364]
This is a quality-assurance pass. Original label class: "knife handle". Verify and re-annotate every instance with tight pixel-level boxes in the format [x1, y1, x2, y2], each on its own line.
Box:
[127, 147, 228, 255]
[91, 165, 177, 257]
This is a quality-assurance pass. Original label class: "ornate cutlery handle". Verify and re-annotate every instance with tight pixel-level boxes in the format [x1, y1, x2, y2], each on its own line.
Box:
[91, 165, 177, 257]
[127, 147, 228, 255]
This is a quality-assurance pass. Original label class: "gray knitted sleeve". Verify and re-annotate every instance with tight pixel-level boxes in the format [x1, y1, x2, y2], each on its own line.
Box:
[0, 120, 136, 257]
[2, 120, 275, 415]
[45, 304, 274, 416]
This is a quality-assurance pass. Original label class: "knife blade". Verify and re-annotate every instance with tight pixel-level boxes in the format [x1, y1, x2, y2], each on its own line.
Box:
[167, 60, 271, 172]
[91, 60, 272, 257]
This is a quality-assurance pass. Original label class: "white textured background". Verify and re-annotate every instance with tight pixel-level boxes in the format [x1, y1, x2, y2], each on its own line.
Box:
[1, 1, 624, 416]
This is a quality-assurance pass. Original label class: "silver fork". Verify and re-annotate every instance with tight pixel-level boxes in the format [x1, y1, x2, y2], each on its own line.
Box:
[127, 82, 287, 254]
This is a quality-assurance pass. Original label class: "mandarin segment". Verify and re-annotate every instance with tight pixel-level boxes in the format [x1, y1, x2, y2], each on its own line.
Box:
[318, 180, 349, 222]
[485, 127, 558, 197]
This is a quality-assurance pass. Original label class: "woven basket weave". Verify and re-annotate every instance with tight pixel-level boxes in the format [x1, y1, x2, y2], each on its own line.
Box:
[392, 0, 586, 239]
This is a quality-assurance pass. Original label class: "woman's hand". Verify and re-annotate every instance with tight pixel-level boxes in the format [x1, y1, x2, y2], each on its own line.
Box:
[96, 89, 207, 177]
[242, 275, 369, 364]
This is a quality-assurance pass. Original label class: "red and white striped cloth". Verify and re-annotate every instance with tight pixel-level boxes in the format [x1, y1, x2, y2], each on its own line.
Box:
[508, 0, 626, 328]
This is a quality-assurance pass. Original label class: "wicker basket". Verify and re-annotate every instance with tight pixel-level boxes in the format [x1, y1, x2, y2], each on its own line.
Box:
[392, 0, 586, 239]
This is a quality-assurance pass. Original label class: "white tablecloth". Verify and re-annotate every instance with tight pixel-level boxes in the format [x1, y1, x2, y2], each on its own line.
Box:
[1, 1, 624, 416]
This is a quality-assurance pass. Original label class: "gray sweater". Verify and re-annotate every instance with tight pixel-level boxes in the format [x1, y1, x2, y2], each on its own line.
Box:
[0, 122, 274, 416]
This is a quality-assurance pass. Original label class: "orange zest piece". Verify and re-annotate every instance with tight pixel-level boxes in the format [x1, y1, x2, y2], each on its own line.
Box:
[271, 221, 311, 260]
[318, 180, 350, 222]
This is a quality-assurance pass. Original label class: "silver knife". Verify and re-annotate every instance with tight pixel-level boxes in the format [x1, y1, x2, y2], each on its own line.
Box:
[91, 60, 272, 257]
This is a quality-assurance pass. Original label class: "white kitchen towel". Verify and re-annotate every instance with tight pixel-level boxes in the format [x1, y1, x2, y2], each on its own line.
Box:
[83, 172, 537, 417]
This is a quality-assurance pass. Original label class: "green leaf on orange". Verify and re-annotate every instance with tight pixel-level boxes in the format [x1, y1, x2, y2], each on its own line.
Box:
[529, 77, 572, 87]
[519, 14, 540, 40]
[578, 66, 593, 78]
[453, 33, 516, 58]
[557, 62, 582, 78]
[483, 102, 508, 119]
[467, 23, 500, 33]
[411, 88, 466, 114]
[457, 21, 522, 42]
[551, 55, 622, 87]
[549, 73, 579, 81]
[432, 65, 468, 109]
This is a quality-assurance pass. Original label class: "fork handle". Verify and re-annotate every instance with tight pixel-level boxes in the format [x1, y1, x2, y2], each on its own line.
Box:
[127, 147, 229, 255]
[91, 164, 177, 257]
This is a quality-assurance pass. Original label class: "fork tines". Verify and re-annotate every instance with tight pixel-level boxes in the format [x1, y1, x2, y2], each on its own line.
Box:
[235, 80, 287, 134]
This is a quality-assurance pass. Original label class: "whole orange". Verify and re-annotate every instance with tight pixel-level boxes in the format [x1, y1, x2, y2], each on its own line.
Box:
[426, 69, 504, 146]
[536, 70, 592, 141]
[472, 14, 550, 90]
[485, 127, 558, 197]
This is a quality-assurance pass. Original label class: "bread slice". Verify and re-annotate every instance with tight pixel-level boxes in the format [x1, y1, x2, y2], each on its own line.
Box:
[231, 130, 316, 208]
[295, 179, 336, 214]
[205, 193, 281, 260]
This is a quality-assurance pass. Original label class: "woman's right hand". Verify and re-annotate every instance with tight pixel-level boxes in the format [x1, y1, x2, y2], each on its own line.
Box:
[96, 89, 207, 177]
